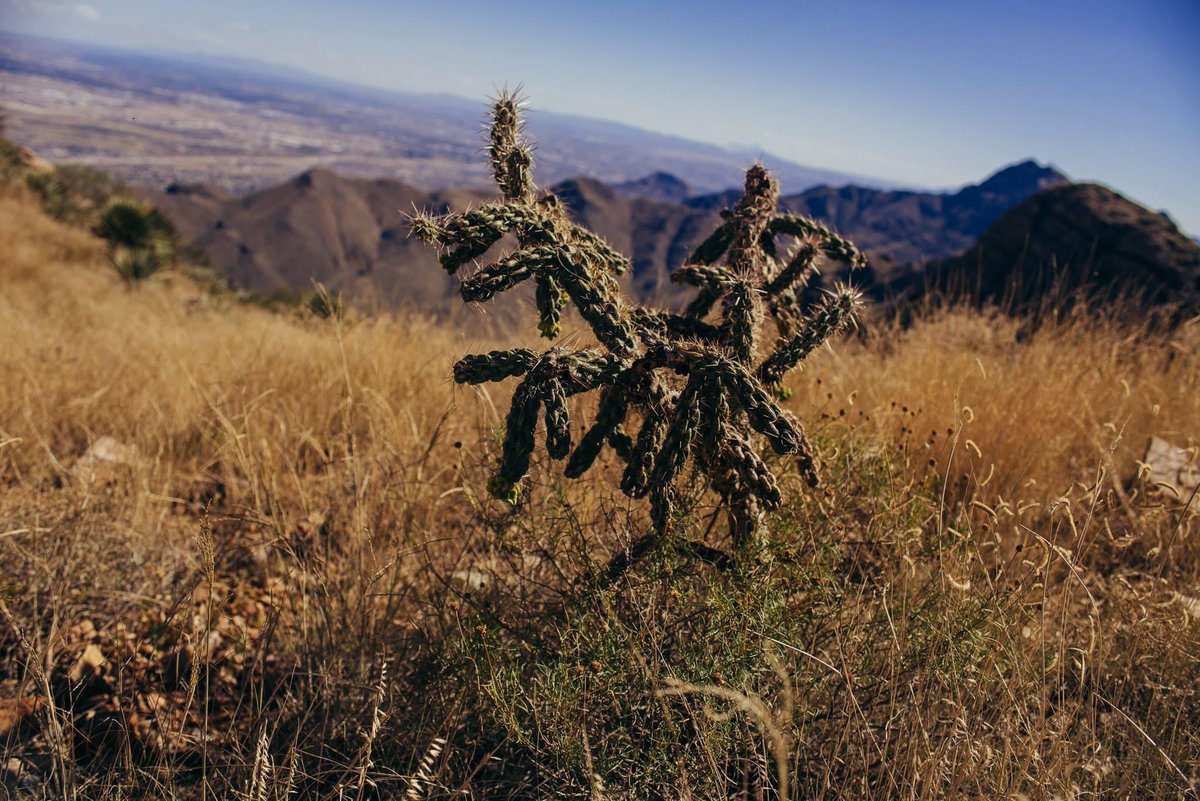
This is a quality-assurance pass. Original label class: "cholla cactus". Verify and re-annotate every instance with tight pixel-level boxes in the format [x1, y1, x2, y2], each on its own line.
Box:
[412, 92, 865, 568]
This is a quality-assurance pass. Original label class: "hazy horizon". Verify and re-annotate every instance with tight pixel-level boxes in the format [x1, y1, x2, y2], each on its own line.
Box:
[1, 0, 1197, 232]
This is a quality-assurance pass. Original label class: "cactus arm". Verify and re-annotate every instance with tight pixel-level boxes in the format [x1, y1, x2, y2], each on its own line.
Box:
[548, 254, 640, 357]
[543, 379, 572, 459]
[721, 430, 783, 510]
[565, 384, 629, 478]
[677, 225, 738, 319]
[723, 166, 778, 279]
[459, 249, 547, 302]
[791, 416, 821, 488]
[712, 166, 776, 361]
[554, 351, 627, 396]
[489, 91, 535, 204]
[769, 215, 866, 269]
[765, 242, 820, 295]
[620, 379, 674, 498]
[647, 377, 702, 492]
[453, 348, 540, 384]
[410, 203, 558, 274]
[719, 280, 764, 365]
[687, 219, 734, 266]
[629, 307, 722, 344]
[649, 484, 678, 537]
[757, 286, 862, 386]
[490, 377, 543, 502]
[671, 263, 737, 292]
[566, 224, 631, 276]
[696, 373, 730, 457]
[719, 365, 805, 455]
[535, 274, 566, 339]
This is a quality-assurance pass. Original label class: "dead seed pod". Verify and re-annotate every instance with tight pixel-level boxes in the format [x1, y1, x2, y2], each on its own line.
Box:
[411, 91, 866, 570]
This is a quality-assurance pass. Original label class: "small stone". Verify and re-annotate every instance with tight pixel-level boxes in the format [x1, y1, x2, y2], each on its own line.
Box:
[1142, 436, 1199, 499]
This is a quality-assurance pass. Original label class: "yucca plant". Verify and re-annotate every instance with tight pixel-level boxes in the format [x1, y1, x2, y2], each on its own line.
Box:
[413, 92, 866, 572]
[93, 197, 178, 284]
[305, 282, 347, 321]
[110, 245, 168, 283]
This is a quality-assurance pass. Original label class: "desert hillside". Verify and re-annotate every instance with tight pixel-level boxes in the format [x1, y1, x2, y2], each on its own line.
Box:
[1, 154, 1197, 800]
[140, 159, 1077, 312]
[893, 182, 1200, 315]
[140, 154, 1200, 322]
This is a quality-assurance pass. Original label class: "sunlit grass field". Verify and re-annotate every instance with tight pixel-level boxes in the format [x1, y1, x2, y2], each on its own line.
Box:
[1, 182, 1197, 799]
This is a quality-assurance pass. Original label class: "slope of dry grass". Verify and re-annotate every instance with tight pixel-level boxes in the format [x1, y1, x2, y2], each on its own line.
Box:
[788, 309, 1200, 573]
[1, 184, 1197, 799]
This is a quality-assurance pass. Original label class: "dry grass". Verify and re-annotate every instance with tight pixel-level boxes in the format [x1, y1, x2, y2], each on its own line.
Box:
[1, 184, 1197, 799]
[0, 183, 500, 797]
[788, 308, 1200, 573]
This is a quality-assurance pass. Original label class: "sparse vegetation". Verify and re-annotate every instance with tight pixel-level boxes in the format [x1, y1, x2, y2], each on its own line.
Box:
[0, 123, 129, 225]
[304, 282, 348, 321]
[0, 106, 1197, 800]
[23, 171, 72, 221]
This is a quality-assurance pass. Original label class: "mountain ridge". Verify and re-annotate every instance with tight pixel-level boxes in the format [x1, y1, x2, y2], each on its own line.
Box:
[884, 182, 1200, 317]
[142, 159, 1075, 311]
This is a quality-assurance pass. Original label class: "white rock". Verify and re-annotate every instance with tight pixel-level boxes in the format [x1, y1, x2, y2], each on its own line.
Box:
[451, 568, 492, 592]
[72, 435, 141, 482]
[1142, 436, 1199, 500]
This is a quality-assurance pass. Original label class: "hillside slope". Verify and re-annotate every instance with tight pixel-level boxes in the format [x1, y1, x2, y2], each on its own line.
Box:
[886, 182, 1200, 316]
[148, 170, 491, 308]
[773, 159, 1067, 271]
[1, 181, 1197, 798]
[146, 161, 1067, 309]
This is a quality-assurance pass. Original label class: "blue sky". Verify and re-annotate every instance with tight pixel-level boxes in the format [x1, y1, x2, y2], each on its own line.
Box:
[3, 0, 1198, 232]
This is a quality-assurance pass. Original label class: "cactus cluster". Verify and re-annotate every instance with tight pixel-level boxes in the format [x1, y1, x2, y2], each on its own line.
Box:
[412, 92, 865, 564]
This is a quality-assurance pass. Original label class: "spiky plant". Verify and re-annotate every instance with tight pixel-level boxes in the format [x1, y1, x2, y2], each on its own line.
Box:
[111, 246, 168, 283]
[305, 282, 347, 321]
[94, 198, 176, 250]
[412, 92, 865, 572]
[94, 198, 178, 284]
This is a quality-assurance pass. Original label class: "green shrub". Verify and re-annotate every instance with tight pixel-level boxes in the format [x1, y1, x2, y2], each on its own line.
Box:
[445, 434, 1014, 799]
[24, 171, 71, 220]
[93, 197, 179, 284]
[93, 197, 177, 251]
[304, 283, 347, 321]
[110, 245, 168, 283]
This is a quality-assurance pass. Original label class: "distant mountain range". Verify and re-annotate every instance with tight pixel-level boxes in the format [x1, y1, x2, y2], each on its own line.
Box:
[611, 158, 1069, 278]
[0, 30, 891, 196]
[143, 159, 1135, 314]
